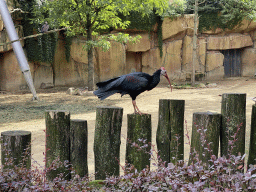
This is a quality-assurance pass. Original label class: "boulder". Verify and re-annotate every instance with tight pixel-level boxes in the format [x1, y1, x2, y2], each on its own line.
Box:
[206, 83, 217, 88]
[198, 37, 207, 67]
[0, 20, 3, 31]
[206, 51, 224, 72]
[241, 48, 256, 76]
[182, 36, 193, 72]
[142, 40, 182, 76]
[162, 14, 194, 40]
[70, 38, 88, 64]
[96, 41, 126, 81]
[252, 30, 256, 40]
[126, 32, 151, 52]
[0, 25, 24, 53]
[207, 33, 253, 50]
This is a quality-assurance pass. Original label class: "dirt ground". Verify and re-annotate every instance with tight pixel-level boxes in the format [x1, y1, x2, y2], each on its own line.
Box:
[0, 77, 256, 178]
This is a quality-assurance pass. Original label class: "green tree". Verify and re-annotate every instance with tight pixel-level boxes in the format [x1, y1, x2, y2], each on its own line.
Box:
[33, 0, 169, 90]
[185, 0, 256, 32]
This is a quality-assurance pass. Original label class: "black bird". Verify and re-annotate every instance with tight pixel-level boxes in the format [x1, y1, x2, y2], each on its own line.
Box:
[94, 67, 172, 115]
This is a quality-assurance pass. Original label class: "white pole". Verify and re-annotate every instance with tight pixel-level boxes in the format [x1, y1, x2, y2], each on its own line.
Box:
[0, 0, 38, 100]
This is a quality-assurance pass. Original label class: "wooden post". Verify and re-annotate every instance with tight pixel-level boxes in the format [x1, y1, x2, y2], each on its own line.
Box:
[1, 131, 31, 169]
[248, 105, 256, 166]
[94, 107, 123, 180]
[221, 93, 246, 157]
[156, 99, 185, 165]
[70, 119, 88, 177]
[189, 112, 221, 165]
[45, 110, 71, 180]
[126, 114, 151, 172]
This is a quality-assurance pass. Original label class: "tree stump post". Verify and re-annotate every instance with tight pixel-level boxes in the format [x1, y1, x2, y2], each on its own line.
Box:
[248, 104, 256, 167]
[1, 131, 31, 169]
[94, 106, 123, 180]
[189, 112, 221, 165]
[156, 99, 185, 165]
[126, 114, 151, 172]
[70, 119, 88, 177]
[221, 93, 246, 157]
[45, 110, 71, 180]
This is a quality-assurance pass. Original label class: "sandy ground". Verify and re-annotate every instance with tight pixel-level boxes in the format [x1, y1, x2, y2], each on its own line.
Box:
[0, 77, 256, 178]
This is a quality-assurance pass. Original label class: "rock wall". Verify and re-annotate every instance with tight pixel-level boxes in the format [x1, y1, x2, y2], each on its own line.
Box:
[1, 12, 256, 91]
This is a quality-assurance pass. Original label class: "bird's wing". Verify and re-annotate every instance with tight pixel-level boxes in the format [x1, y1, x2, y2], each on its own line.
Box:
[119, 73, 149, 92]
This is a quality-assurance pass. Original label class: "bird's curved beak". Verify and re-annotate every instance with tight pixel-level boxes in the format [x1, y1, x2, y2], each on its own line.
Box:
[164, 74, 172, 92]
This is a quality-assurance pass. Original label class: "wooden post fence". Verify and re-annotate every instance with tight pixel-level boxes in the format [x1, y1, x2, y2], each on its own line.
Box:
[221, 93, 246, 157]
[1, 130, 31, 169]
[156, 99, 185, 165]
[94, 106, 123, 180]
[70, 119, 88, 177]
[126, 114, 151, 172]
[189, 112, 221, 165]
[45, 110, 71, 180]
[248, 104, 256, 166]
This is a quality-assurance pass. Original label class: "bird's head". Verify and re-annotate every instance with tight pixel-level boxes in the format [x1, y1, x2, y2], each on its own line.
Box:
[160, 67, 172, 92]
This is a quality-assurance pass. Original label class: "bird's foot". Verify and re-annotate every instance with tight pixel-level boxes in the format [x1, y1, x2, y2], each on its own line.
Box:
[134, 110, 144, 116]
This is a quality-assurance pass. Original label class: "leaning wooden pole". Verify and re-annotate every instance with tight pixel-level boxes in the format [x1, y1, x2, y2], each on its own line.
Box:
[1, 130, 31, 169]
[221, 93, 246, 157]
[189, 112, 221, 165]
[126, 114, 151, 172]
[70, 119, 88, 177]
[156, 99, 185, 165]
[45, 110, 71, 180]
[248, 104, 256, 167]
[94, 107, 123, 180]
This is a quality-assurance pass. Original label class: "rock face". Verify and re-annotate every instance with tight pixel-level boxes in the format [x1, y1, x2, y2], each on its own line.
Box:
[162, 15, 195, 40]
[206, 51, 224, 72]
[0, 25, 24, 52]
[127, 32, 151, 52]
[207, 34, 253, 50]
[241, 48, 256, 76]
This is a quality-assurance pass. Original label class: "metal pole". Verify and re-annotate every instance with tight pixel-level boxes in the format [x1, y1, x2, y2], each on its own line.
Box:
[0, 0, 38, 100]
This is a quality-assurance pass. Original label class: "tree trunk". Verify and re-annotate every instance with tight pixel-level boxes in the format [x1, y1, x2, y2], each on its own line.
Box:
[248, 105, 256, 167]
[191, 0, 198, 86]
[45, 110, 71, 180]
[156, 99, 185, 165]
[70, 119, 88, 177]
[126, 114, 151, 172]
[221, 93, 246, 157]
[94, 107, 123, 180]
[189, 112, 221, 165]
[86, 0, 94, 91]
[1, 130, 31, 169]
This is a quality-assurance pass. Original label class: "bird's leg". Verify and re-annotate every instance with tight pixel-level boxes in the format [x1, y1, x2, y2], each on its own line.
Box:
[132, 100, 143, 115]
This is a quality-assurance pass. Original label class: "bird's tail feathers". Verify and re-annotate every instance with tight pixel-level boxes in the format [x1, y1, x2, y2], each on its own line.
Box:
[93, 89, 119, 100]
[96, 77, 120, 88]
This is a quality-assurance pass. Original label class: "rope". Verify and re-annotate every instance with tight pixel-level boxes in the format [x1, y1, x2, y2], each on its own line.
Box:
[0, 27, 67, 46]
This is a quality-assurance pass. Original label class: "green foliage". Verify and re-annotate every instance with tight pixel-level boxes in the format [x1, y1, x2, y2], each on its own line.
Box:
[163, 0, 187, 18]
[32, 0, 169, 51]
[64, 36, 72, 62]
[185, 0, 256, 32]
[17, 0, 58, 64]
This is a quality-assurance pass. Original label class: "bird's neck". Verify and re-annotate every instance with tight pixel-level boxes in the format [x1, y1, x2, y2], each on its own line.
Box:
[149, 69, 161, 89]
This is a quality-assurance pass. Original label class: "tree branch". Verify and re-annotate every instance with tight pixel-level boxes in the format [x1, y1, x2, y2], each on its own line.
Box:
[0, 28, 67, 47]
